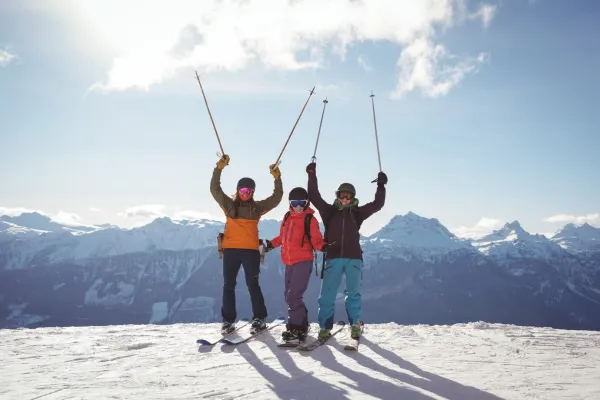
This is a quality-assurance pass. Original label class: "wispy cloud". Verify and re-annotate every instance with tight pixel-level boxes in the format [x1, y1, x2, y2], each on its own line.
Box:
[173, 210, 215, 221]
[543, 213, 600, 225]
[53, 210, 87, 227]
[468, 3, 498, 28]
[117, 204, 166, 219]
[77, 0, 497, 98]
[117, 204, 217, 222]
[452, 217, 504, 238]
[392, 39, 489, 98]
[0, 206, 42, 216]
[357, 55, 372, 72]
[0, 48, 18, 67]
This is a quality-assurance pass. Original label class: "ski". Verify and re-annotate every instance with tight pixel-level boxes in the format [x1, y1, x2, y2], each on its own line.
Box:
[220, 316, 286, 345]
[296, 321, 346, 351]
[277, 341, 301, 348]
[196, 318, 250, 346]
[343, 320, 364, 351]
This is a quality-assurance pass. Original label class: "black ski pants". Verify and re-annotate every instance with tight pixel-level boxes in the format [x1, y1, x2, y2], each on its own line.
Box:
[221, 248, 267, 323]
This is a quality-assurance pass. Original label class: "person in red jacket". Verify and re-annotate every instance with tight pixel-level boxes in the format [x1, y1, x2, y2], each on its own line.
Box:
[265, 187, 327, 343]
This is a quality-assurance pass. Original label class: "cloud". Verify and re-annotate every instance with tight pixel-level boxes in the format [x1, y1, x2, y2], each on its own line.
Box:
[173, 210, 215, 221]
[52, 210, 86, 227]
[77, 0, 497, 98]
[452, 217, 504, 238]
[357, 55, 373, 72]
[117, 204, 166, 219]
[0, 206, 43, 216]
[392, 39, 489, 98]
[468, 3, 497, 28]
[543, 213, 600, 225]
[89, 207, 101, 212]
[0, 49, 18, 67]
[117, 204, 218, 222]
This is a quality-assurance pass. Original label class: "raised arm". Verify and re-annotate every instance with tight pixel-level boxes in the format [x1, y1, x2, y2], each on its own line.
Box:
[357, 172, 387, 220]
[210, 155, 233, 213]
[306, 162, 334, 219]
[255, 164, 284, 216]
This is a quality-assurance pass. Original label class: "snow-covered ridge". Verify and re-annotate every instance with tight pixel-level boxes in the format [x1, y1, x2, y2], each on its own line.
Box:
[551, 223, 600, 252]
[1, 211, 599, 269]
[470, 221, 568, 264]
[365, 211, 471, 250]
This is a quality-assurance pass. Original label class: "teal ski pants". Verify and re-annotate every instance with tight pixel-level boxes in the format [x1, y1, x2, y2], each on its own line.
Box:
[317, 258, 363, 329]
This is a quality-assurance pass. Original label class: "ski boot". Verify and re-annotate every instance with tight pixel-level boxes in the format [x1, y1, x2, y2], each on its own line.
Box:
[282, 323, 308, 344]
[281, 329, 307, 344]
[318, 328, 331, 341]
[249, 317, 267, 334]
[350, 321, 363, 339]
[221, 321, 235, 335]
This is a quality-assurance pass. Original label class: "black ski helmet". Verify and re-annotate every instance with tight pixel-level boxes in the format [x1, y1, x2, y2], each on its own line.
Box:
[336, 183, 356, 196]
[288, 187, 308, 201]
[237, 177, 256, 190]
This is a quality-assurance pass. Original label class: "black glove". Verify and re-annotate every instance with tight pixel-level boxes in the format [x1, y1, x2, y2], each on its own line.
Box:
[306, 162, 316, 175]
[265, 239, 274, 251]
[321, 243, 329, 252]
[376, 171, 388, 186]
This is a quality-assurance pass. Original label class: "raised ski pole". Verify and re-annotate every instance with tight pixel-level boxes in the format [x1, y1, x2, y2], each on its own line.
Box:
[272, 86, 316, 169]
[311, 98, 328, 163]
[195, 70, 225, 157]
[369, 91, 383, 183]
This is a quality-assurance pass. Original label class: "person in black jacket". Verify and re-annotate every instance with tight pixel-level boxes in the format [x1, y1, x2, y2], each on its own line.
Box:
[306, 161, 387, 340]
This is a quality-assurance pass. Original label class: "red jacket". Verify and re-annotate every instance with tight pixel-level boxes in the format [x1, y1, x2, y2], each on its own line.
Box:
[269, 207, 326, 266]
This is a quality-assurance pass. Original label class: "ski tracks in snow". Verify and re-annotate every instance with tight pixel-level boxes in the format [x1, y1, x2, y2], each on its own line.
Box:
[1, 322, 600, 399]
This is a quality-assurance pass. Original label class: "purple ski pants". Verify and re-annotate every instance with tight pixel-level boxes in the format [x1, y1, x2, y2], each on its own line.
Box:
[284, 260, 313, 326]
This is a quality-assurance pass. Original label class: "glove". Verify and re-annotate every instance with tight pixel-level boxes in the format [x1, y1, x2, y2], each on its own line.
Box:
[321, 243, 329, 252]
[377, 171, 388, 185]
[269, 164, 281, 180]
[265, 239, 274, 251]
[216, 154, 230, 170]
[306, 162, 316, 175]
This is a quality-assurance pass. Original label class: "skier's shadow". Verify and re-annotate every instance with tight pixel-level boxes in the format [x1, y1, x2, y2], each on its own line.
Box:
[348, 336, 506, 400]
[303, 336, 435, 400]
[235, 330, 349, 399]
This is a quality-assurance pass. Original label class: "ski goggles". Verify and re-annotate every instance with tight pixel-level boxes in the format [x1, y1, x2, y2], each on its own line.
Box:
[238, 187, 253, 196]
[336, 191, 354, 200]
[289, 200, 308, 208]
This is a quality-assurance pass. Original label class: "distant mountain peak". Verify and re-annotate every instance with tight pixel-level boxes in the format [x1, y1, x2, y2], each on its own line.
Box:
[367, 212, 470, 252]
[551, 221, 600, 252]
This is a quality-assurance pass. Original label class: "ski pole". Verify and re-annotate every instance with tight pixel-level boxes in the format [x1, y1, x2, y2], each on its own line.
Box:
[272, 86, 316, 169]
[369, 91, 383, 183]
[311, 98, 328, 163]
[195, 71, 225, 157]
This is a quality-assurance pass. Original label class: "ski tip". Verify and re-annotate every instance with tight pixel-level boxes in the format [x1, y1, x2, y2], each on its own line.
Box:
[335, 320, 346, 326]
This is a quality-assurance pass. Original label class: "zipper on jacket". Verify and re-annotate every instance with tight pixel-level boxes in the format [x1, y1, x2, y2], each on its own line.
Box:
[286, 219, 295, 265]
[341, 210, 345, 257]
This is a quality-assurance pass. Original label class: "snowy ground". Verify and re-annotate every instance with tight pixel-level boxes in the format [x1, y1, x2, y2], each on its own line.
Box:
[2, 321, 600, 399]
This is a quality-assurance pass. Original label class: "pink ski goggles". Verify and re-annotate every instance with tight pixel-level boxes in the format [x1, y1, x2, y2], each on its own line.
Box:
[238, 187, 253, 196]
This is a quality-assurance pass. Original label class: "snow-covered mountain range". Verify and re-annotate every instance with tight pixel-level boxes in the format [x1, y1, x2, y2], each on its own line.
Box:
[1, 211, 599, 331]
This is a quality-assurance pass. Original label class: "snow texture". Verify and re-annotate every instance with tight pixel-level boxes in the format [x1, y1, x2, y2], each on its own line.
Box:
[2, 321, 599, 399]
[551, 223, 600, 252]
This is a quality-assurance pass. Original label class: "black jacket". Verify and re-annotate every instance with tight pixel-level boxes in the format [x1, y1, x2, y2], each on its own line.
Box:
[307, 172, 385, 260]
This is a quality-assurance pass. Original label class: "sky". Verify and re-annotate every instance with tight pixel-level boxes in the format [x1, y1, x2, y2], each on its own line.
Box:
[0, 0, 599, 238]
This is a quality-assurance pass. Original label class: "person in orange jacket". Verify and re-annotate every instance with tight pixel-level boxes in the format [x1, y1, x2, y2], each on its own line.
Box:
[265, 187, 328, 343]
[210, 154, 283, 335]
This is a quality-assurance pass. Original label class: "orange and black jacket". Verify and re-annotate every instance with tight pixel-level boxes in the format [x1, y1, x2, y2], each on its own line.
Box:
[210, 167, 283, 251]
